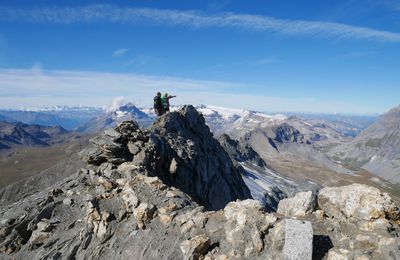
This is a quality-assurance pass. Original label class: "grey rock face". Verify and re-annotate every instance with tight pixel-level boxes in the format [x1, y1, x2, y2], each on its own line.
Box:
[148, 106, 252, 210]
[218, 133, 266, 167]
[328, 105, 400, 183]
[272, 123, 305, 144]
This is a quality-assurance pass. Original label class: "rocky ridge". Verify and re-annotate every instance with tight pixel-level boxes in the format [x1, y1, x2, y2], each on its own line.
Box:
[0, 121, 71, 150]
[0, 106, 399, 259]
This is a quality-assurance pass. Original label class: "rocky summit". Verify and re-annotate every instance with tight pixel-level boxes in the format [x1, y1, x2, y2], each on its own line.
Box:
[1, 106, 400, 259]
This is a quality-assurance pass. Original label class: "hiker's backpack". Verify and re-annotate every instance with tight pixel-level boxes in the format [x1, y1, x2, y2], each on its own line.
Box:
[161, 96, 167, 106]
[154, 96, 162, 109]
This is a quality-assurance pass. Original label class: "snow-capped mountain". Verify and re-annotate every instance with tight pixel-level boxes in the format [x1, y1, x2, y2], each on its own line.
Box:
[195, 105, 287, 137]
[77, 103, 153, 133]
[288, 112, 378, 137]
[0, 106, 103, 130]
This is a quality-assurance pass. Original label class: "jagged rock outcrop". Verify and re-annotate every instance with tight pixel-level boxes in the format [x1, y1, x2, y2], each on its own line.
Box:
[81, 105, 251, 210]
[1, 106, 400, 260]
[149, 106, 251, 210]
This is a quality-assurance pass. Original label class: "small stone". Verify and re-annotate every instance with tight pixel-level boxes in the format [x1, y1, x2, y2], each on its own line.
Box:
[134, 175, 167, 190]
[88, 208, 101, 222]
[314, 210, 325, 220]
[98, 176, 116, 190]
[127, 141, 143, 155]
[159, 214, 174, 225]
[326, 249, 350, 260]
[166, 190, 179, 198]
[63, 198, 73, 205]
[134, 203, 156, 229]
[180, 234, 210, 260]
[169, 158, 178, 174]
[37, 221, 53, 232]
[29, 230, 51, 246]
[121, 185, 139, 212]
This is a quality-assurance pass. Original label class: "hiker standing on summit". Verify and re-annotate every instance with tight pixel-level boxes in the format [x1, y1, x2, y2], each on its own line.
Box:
[153, 92, 163, 116]
[161, 93, 176, 113]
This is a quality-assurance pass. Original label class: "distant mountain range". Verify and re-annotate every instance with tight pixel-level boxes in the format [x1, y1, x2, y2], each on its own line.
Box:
[77, 103, 154, 133]
[0, 106, 103, 130]
[4, 102, 399, 185]
[328, 105, 400, 182]
[0, 121, 73, 150]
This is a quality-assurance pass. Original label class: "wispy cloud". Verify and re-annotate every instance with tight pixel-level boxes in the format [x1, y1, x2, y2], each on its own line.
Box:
[338, 51, 376, 59]
[253, 57, 283, 65]
[0, 68, 386, 113]
[0, 5, 400, 42]
[113, 48, 129, 57]
[125, 55, 158, 67]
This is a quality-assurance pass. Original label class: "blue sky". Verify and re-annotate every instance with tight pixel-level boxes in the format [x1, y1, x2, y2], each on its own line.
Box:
[0, 0, 399, 113]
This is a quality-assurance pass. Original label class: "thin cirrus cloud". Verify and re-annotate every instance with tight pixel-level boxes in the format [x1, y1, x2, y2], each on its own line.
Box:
[0, 5, 400, 42]
[113, 48, 129, 57]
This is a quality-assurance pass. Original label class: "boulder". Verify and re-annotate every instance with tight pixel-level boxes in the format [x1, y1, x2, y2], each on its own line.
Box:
[277, 191, 316, 217]
[318, 184, 399, 222]
[223, 199, 276, 257]
[90, 135, 123, 153]
[115, 120, 139, 134]
[29, 230, 51, 246]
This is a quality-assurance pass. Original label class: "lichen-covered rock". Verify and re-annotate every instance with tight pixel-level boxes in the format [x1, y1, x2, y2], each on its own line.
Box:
[277, 191, 316, 217]
[318, 184, 399, 222]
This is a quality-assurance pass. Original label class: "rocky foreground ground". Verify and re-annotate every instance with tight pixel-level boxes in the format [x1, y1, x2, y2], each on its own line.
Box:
[0, 106, 399, 259]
